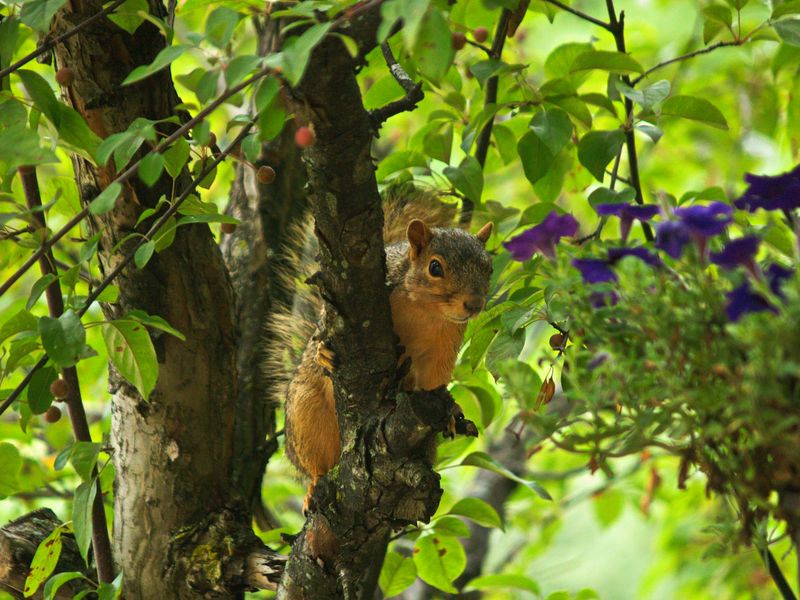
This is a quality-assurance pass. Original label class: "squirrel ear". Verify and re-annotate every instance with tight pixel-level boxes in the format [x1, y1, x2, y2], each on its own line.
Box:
[407, 219, 432, 258]
[475, 222, 493, 245]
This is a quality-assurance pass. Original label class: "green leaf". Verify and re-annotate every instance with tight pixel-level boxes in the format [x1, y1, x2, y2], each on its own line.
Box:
[72, 480, 96, 562]
[464, 573, 541, 595]
[17, 69, 59, 124]
[69, 441, 102, 481]
[775, 19, 800, 46]
[0, 442, 22, 497]
[773, 1, 800, 19]
[379, 551, 418, 597]
[23, 525, 64, 597]
[54, 104, 103, 160]
[517, 108, 573, 185]
[616, 79, 670, 110]
[577, 129, 625, 182]
[660, 95, 729, 130]
[26, 273, 57, 311]
[162, 137, 190, 178]
[430, 516, 471, 538]
[254, 77, 280, 115]
[459, 451, 552, 500]
[413, 8, 455, 84]
[588, 186, 636, 208]
[443, 156, 483, 202]
[206, 6, 241, 48]
[39, 310, 86, 369]
[96, 571, 124, 600]
[122, 45, 192, 86]
[107, 0, 148, 34]
[28, 365, 57, 414]
[126, 309, 186, 341]
[448, 497, 504, 530]
[376, 150, 427, 181]
[570, 50, 644, 75]
[42, 571, 85, 600]
[224, 54, 261, 88]
[134, 241, 155, 269]
[492, 124, 517, 165]
[176, 213, 238, 226]
[413, 535, 466, 593]
[703, 5, 733, 28]
[273, 23, 332, 86]
[0, 309, 38, 345]
[89, 182, 123, 215]
[102, 319, 158, 400]
[138, 152, 164, 187]
[593, 489, 625, 527]
[20, 0, 67, 32]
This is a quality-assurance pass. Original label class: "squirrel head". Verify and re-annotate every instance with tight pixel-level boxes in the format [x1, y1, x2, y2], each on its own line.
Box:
[401, 219, 494, 323]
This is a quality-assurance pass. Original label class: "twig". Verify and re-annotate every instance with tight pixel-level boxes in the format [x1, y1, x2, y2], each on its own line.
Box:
[0, 125, 253, 419]
[461, 8, 512, 227]
[17, 166, 115, 583]
[631, 40, 741, 86]
[605, 2, 653, 241]
[0, 0, 127, 83]
[541, 0, 612, 32]
[368, 43, 423, 129]
[762, 547, 796, 600]
[465, 40, 492, 56]
[0, 68, 271, 300]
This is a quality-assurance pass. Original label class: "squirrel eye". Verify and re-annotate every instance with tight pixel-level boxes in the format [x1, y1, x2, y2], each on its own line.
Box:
[428, 259, 444, 278]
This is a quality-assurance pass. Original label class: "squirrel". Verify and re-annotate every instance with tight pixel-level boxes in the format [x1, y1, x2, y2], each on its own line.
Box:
[266, 185, 494, 511]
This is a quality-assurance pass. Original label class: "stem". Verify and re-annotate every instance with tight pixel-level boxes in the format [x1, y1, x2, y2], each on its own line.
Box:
[0, 125, 252, 419]
[631, 40, 741, 86]
[762, 547, 797, 600]
[0, 68, 270, 300]
[17, 166, 115, 583]
[0, 0, 127, 83]
[605, 2, 653, 241]
[542, 0, 612, 31]
[461, 8, 512, 227]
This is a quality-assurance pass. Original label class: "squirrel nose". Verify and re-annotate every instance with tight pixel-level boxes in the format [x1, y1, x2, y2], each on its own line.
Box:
[463, 297, 484, 315]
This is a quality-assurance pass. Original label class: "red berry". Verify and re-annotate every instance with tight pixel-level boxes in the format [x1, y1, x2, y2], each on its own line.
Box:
[220, 223, 237, 234]
[256, 165, 276, 184]
[55, 67, 74, 87]
[473, 27, 489, 43]
[452, 32, 467, 50]
[294, 126, 316, 148]
[45, 406, 62, 423]
[50, 378, 69, 399]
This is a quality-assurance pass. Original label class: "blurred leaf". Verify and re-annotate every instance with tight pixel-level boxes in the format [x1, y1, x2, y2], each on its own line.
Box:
[464, 573, 541, 595]
[413, 8, 454, 84]
[138, 152, 164, 187]
[205, 6, 241, 48]
[448, 497, 504, 530]
[458, 451, 552, 500]
[89, 182, 123, 216]
[107, 0, 148, 34]
[444, 156, 483, 202]
[517, 108, 573, 186]
[42, 571, 84, 600]
[577, 130, 625, 182]
[0, 442, 22, 497]
[660, 95, 729, 130]
[570, 50, 644, 75]
[39, 310, 86, 369]
[20, 0, 66, 32]
[27, 365, 57, 414]
[775, 19, 800, 46]
[123, 45, 192, 86]
[26, 274, 57, 311]
[72, 480, 96, 562]
[430, 516, 471, 538]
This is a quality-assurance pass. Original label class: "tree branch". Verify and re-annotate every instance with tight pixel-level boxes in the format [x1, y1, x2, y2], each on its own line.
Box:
[542, 0, 612, 32]
[369, 42, 424, 129]
[631, 40, 741, 86]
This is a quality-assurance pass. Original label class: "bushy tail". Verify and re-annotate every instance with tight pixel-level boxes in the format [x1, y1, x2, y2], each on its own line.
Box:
[263, 185, 462, 413]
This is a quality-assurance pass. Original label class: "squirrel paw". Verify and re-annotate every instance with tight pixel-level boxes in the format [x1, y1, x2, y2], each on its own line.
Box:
[315, 341, 337, 373]
[445, 404, 479, 439]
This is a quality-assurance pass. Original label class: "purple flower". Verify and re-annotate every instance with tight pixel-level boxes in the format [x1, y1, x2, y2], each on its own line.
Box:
[655, 220, 692, 259]
[767, 264, 793, 298]
[607, 247, 662, 267]
[504, 211, 579, 261]
[572, 258, 617, 283]
[710, 236, 760, 270]
[734, 166, 800, 212]
[674, 202, 733, 237]
[725, 282, 776, 322]
[596, 203, 660, 242]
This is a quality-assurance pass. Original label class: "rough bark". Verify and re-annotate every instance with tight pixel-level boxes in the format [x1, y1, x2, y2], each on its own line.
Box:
[0, 509, 91, 600]
[50, 2, 263, 597]
[277, 7, 456, 598]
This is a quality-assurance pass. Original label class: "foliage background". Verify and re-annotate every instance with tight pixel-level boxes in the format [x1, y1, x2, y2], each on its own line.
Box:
[1, 0, 799, 598]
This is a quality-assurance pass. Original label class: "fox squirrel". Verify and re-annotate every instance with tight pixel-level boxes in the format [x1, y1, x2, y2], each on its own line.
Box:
[268, 186, 493, 509]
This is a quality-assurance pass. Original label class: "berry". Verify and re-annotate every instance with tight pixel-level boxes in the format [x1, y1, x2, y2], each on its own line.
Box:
[473, 27, 489, 43]
[221, 223, 237, 234]
[55, 67, 74, 87]
[207, 132, 217, 148]
[549, 333, 565, 349]
[256, 165, 276, 184]
[45, 406, 62, 423]
[294, 126, 316, 148]
[50, 378, 69, 399]
[452, 32, 467, 50]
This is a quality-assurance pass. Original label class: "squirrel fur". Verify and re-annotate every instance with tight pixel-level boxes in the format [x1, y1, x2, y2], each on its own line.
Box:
[266, 185, 493, 507]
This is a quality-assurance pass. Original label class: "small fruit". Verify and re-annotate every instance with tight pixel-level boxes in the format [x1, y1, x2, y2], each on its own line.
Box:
[549, 333, 565, 349]
[207, 132, 217, 148]
[294, 126, 316, 148]
[55, 67, 74, 87]
[256, 165, 276, 184]
[473, 27, 489, 43]
[45, 406, 62, 423]
[452, 32, 467, 50]
[221, 223, 237, 234]
[50, 378, 69, 399]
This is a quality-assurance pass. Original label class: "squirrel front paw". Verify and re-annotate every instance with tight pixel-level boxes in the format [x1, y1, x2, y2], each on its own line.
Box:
[315, 340, 337, 373]
[445, 403, 479, 439]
